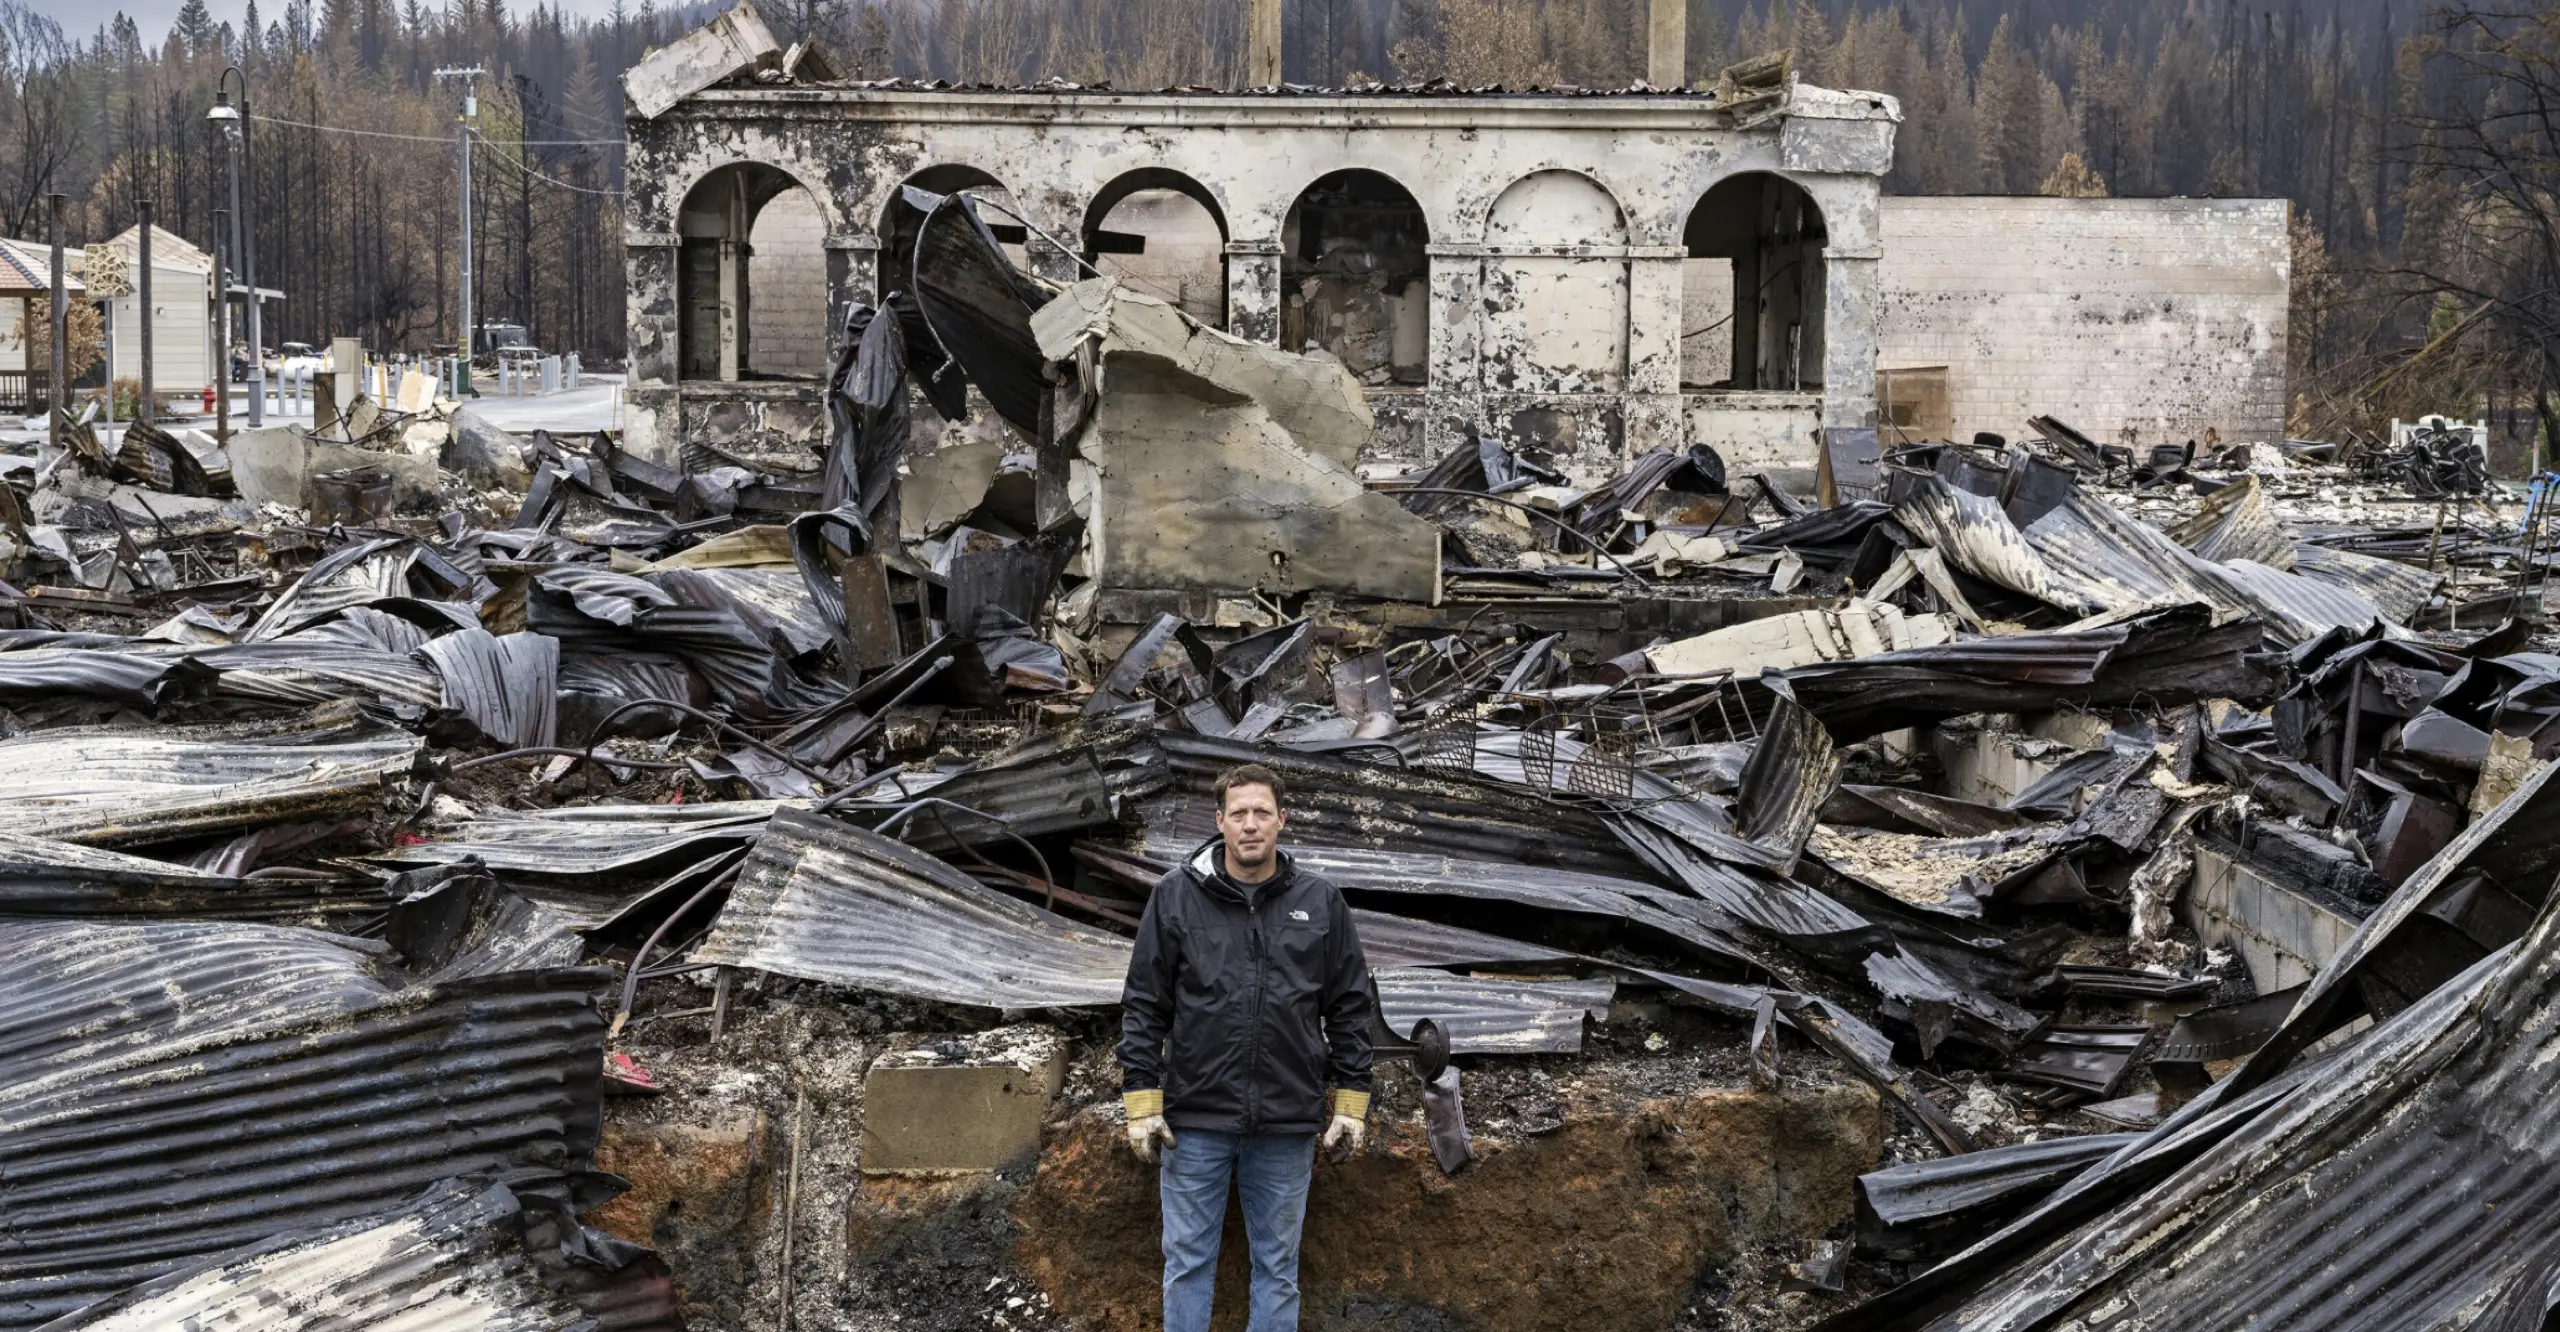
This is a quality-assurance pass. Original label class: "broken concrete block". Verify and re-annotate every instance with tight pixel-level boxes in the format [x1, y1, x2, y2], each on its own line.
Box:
[861, 1024, 1067, 1174]
[621, 0, 781, 119]
[224, 426, 440, 513]
[1034, 279, 1371, 469]
[900, 434, 1009, 543]
[445, 406, 533, 491]
[1033, 279, 1441, 604]
[2472, 731, 2543, 822]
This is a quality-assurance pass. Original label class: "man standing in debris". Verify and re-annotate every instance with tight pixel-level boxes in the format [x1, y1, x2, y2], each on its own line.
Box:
[1119, 762, 1374, 1332]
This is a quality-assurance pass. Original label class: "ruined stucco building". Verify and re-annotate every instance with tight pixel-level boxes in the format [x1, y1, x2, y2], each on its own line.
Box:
[621, 25, 1901, 489]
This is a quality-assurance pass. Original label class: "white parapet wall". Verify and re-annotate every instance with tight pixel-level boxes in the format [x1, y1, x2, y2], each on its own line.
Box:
[1876, 196, 2290, 448]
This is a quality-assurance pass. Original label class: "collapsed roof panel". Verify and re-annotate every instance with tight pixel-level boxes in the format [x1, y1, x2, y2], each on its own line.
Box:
[33, 1180, 592, 1332]
[0, 919, 610, 1329]
[0, 708, 420, 846]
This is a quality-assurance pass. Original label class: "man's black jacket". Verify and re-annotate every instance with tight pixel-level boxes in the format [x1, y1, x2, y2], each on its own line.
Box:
[1117, 840, 1374, 1135]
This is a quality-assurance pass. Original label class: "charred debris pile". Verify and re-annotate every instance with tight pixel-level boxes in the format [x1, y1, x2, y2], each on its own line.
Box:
[5, 189, 2560, 1328]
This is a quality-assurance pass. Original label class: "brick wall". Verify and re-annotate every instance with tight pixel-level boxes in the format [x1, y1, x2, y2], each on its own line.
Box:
[748, 190, 828, 378]
[1876, 196, 2290, 447]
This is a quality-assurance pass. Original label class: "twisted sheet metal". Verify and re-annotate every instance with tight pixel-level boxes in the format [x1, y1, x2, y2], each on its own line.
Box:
[0, 920, 608, 1329]
[1152, 732, 1648, 878]
[700, 810, 1613, 1050]
[2291, 542, 2445, 625]
[389, 801, 787, 874]
[693, 807, 1132, 1008]
[415, 629, 559, 749]
[1895, 477, 2104, 614]
[1128, 832, 1761, 970]
[1821, 755, 2560, 1332]
[0, 831, 383, 922]
[1373, 972, 1613, 1054]
[2165, 475, 2294, 568]
[34, 1180, 589, 1331]
[0, 713, 419, 846]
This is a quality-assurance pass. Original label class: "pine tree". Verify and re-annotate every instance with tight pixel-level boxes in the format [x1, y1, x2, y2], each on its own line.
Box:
[172, 0, 216, 53]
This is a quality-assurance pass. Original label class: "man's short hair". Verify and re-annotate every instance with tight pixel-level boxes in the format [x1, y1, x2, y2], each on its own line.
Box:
[1213, 763, 1287, 811]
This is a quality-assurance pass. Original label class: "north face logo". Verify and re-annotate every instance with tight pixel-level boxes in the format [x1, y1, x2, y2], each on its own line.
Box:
[1289, 910, 1310, 921]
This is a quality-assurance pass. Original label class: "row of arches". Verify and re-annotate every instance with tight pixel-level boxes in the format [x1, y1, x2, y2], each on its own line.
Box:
[672, 162, 1829, 401]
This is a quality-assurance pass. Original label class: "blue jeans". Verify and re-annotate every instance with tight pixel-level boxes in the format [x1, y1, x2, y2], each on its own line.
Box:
[1159, 1129, 1317, 1332]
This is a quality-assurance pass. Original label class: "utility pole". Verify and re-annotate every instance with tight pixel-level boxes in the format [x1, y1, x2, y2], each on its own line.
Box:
[212, 68, 262, 426]
[436, 66, 485, 397]
[138, 201, 154, 425]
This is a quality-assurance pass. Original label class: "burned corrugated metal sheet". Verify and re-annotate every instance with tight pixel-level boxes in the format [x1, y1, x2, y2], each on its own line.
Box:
[693, 807, 1132, 1008]
[0, 639, 201, 703]
[1373, 972, 1614, 1054]
[1778, 605, 2268, 741]
[1611, 816, 1875, 940]
[704, 811, 1613, 1051]
[391, 801, 785, 875]
[1732, 691, 1839, 873]
[1128, 832, 1760, 970]
[0, 831, 383, 923]
[246, 537, 474, 643]
[909, 188, 1051, 437]
[1895, 477, 2102, 614]
[851, 730, 1169, 854]
[2209, 558, 2385, 639]
[0, 919, 608, 1329]
[2165, 474, 2292, 568]
[1349, 908, 1574, 968]
[1150, 732, 1650, 878]
[190, 640, 449, 708]
[1860, 894, 2560, 1332]
[33, 1180, 589, 1331]
[0, 709, 419, 846]
[416, 629, 559, 749]
[2292, 541, 2445, 625]
[1854, 1132, 2139, 1263]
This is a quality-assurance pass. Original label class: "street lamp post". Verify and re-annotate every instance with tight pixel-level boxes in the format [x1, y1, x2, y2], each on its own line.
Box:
[210, 68, 263, 427]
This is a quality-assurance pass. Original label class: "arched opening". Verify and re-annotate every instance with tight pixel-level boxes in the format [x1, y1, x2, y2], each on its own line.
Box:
[880, 165, 1033, 299]
[1081, 169, 1228, 328]
[1281, 169, 1429, 387]
[1680, 172, 1826, 392]
[1482, 169, 1630, 394]
[676, 162, 826, 382]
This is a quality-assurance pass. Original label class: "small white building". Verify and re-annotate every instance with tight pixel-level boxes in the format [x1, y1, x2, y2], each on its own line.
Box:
[91, 225, 219, 399]
[0, 226, 220, 403]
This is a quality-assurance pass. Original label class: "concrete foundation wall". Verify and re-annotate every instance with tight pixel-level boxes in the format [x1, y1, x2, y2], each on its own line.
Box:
[1876, 196, 2290, 447]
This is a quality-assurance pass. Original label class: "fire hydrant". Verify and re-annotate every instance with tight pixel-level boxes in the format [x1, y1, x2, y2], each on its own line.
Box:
[200, 384, 216, 415]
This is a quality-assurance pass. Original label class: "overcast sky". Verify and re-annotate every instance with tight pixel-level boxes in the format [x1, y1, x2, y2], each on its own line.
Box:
[30, 0, 638, 44]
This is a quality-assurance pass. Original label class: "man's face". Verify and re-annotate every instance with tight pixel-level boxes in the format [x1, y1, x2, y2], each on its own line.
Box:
[1215, 782, 1286, 871]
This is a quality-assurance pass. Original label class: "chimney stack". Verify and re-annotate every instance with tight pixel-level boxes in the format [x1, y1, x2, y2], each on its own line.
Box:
[1249, 0, 1282, 87]
[1647, 0, 1687, 88]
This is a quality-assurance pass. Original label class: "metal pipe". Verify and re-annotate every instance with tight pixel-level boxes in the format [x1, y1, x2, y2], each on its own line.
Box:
[609, 862, 744, 1038]
[583, 696, 843, 792]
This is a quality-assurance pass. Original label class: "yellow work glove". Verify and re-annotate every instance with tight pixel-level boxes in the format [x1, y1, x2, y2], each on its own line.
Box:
[1321, 1088, 1370, 1158]
[1124, 1090, 1176, 1163]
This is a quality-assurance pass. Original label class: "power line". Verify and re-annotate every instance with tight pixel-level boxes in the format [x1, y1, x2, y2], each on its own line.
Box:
[253, 112, 625, 149]
[470, 130, 626, 196]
